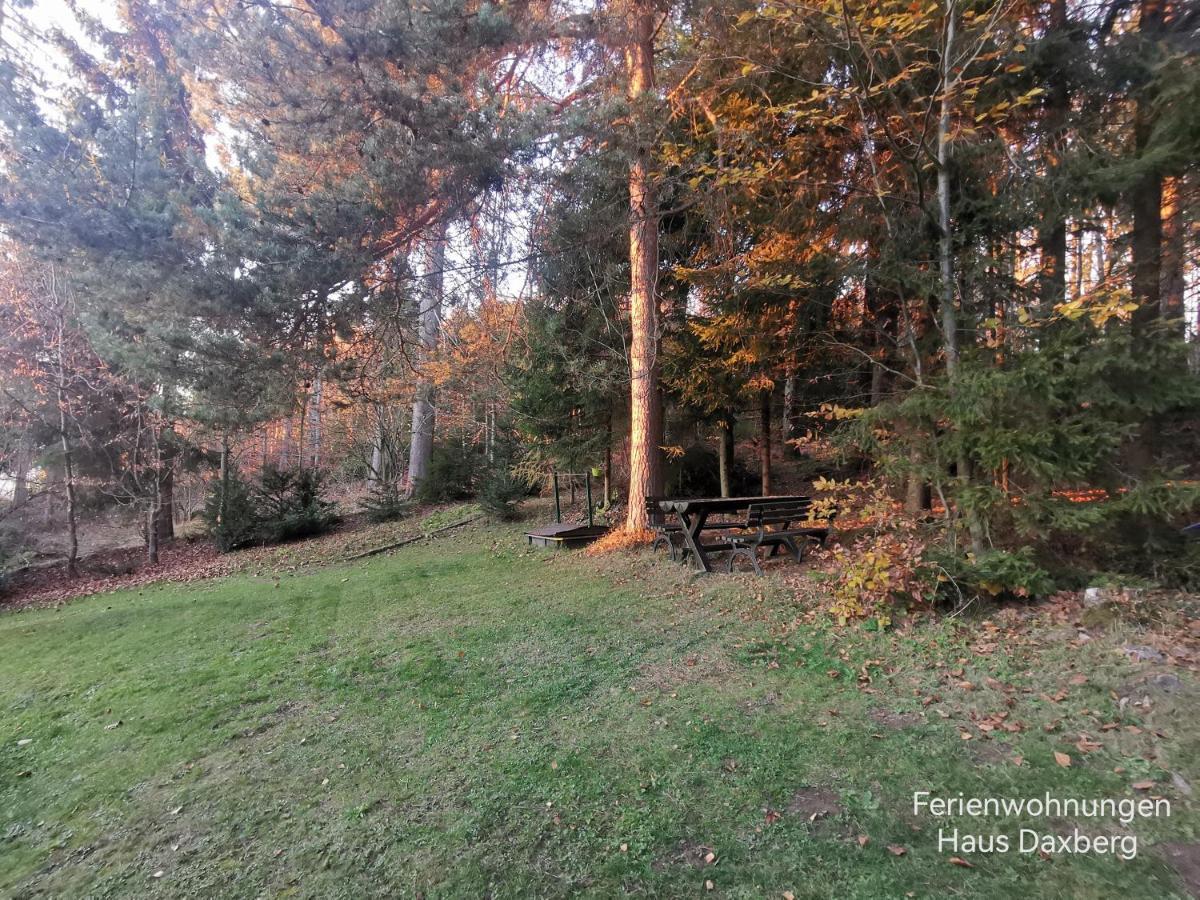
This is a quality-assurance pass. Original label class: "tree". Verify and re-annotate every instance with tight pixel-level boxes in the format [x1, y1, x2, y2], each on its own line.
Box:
[622, 0, 666, 529]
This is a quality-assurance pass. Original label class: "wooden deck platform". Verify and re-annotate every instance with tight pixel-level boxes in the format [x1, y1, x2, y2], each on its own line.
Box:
[525, 523, 610, 549]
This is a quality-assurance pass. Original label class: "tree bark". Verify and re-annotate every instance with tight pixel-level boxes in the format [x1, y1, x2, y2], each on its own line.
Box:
[758, 389, 772, 496]
[55, 331, 78, 579]
[406, 221, 447, 497]
[937, 0, 984, 554]
[309, 372, 323, 469]
[1037, 0, 1069, 315]
[1161, 176, 1185, 325]
[718, 417, 734, 498]
[622, 0, 664, 531]
[156, 464, 174, 542]
[369, 412, 386, 486]
[782, 374, 798, 443]
[1130, 0, 1165, 335]
[11, 432, 30, 509]
[219, 433, 231, 525]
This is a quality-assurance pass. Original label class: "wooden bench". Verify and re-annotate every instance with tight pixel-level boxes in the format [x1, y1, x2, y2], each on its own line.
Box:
[726, 500, 836, 576]
[646, 496, 684, 560]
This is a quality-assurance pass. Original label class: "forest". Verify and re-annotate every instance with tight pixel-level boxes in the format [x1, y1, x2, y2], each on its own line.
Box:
[0, 0, 1197, 608]
[2, 1, 1200, 896]
[0, 0, 1190, 614]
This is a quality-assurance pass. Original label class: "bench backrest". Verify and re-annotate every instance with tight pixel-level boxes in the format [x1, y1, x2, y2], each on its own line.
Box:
[645, 496, 668, 524]
[746, 499, 835, 529]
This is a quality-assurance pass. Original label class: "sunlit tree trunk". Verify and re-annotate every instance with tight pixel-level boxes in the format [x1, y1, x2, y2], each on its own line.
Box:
[1131, 0, 1164, 335]
[1161, 176, 1185, 325]
[622, 0, 664, 530]
[1037, 0, 1069, 314]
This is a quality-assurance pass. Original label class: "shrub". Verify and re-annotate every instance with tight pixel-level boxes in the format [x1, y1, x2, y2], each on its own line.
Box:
[932, 546, 1056, 602]
[257, 466, 339, 543]
[827, 529, 937, 627]
[478, 467, 529, 520]
[360, 480, 411, 523]
[416, 444, 479, 503]
[203, 467, 260, 552]
[204, 465, 339, 552]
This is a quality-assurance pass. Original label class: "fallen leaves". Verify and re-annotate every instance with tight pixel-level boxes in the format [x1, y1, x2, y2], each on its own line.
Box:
[1054, 751, 1072, 767]
[887, 844, 908, 856]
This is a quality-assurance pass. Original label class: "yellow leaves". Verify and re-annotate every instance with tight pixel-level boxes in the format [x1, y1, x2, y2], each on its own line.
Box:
[1053, 290, 1139, 328]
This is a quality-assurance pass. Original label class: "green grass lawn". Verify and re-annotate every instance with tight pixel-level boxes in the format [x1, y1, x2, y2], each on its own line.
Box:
[2, 522, 1197, 898]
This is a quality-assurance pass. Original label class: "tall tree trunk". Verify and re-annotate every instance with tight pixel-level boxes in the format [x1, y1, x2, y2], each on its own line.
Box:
[622, 0, 664, 531]
[406, 221, 447, 497]
[1037, 0, 1069, 314]
[782, 374, 798, 443]
[279, 417, 293, 469]
[369, 411, 386, 486]
[156, 464, 174, 542]
[937, 0, 984, 554]
[309, 373, 323, 469]
[718, 417, 734, 498]
[1161, 176, 1185, 325]
[1130, 0, 1165, 335]
[11, 432, 30, 509]
[55, 338, 78, 579]
[604, 413, 613, 505]
[219, 433, 231, 525]
[758, 389, 772, 496]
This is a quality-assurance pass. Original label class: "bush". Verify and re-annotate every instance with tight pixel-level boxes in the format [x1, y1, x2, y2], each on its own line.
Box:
[478, 467, 529, 520]
[204, 465, 339, 552]
[416, 444, 479, 503]
[257, 466, 340, 543]
[933, 546, 1056, 602]
[203, 467, 260, 552]
[360, 480, 411, 523]
[827, 529, 937, 627]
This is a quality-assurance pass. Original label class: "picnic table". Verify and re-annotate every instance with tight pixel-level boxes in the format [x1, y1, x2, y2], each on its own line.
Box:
[658, 495, 812, 573]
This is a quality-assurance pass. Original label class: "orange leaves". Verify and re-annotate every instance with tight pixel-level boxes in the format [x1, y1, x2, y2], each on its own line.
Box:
[583, 527, 654, 556]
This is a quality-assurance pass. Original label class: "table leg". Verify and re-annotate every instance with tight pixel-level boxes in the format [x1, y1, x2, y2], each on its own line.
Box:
[676, 509, 712, 573]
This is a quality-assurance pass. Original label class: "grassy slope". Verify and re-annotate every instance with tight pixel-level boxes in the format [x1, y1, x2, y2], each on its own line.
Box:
[1, 522, 1196, 898]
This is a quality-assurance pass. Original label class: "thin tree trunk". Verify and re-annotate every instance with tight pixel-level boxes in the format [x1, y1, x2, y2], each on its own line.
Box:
[406, 222, 446, 497]
[937, 0, 984, 554]
[11, 432, 30, 509]
[783, 374, 798, 443]
[280, 417, 293, 469]
[1161, 176, 1185, 325]
[622, 0, 664, 530]
[369, 412, 385, 486]
[758, 389, 772, 496]
[1130, 0, 1164, 335]
[718, 417, 734, 498]
[604, 413, 613, 505]
[309, 373, 323, 469]
[219, 433, 230, 525]
[55, 337, 78, 578]
[156, 464, 174, 542]
[1038, 0, 1069, 315]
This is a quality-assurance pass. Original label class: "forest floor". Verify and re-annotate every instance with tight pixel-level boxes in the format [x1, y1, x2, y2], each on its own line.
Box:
[2, 511, 1199, 898]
